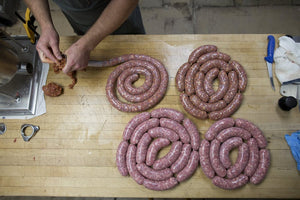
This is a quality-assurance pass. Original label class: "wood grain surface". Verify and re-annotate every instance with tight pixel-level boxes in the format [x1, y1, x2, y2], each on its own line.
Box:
[0, 34, 299, 198]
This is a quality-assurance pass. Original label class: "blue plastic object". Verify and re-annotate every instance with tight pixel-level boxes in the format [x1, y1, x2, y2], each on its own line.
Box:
[264, 35, 275, 63]
[285, 131, 300, 171]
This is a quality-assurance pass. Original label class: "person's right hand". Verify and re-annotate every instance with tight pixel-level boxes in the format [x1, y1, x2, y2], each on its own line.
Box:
[36, 25, 62, 63]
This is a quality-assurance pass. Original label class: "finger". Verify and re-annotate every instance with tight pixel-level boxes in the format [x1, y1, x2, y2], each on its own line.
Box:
[50, 41, 62, 60]
[62, 59, 73, 74]
[38, 46, 59, 64]
[37, 49, 55, 63]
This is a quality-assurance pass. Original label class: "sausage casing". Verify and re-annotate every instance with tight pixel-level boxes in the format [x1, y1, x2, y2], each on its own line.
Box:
[176, 151, 199, 182]
[250, 149, 271, 185]
[116, 140, 129, 176]
[199, 139, 215, 179]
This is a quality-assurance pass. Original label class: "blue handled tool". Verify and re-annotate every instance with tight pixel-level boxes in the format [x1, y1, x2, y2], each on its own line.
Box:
[264, 35, 275, 90]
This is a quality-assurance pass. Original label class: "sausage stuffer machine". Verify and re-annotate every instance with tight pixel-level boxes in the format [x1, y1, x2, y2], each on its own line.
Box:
[0, 0, 45, 117]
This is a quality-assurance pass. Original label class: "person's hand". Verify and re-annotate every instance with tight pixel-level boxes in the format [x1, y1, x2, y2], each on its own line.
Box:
[36, 26, 62, 63]
[62, 40, 91, 74]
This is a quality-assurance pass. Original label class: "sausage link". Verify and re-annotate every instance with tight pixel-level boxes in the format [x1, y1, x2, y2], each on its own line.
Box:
[205, 118, 235, 141]
[204, 67, 219, 96]
[160, 118, 190, 144]
[188, 45, 218, 64]
[126, 144, 144, 185]
[194, 71, 209, 102]
[146, 138, 170, 166]
[136, 133, 152, 164]
[223, 71, 238, 103]
[150, 108, 184, 123]
[209, 70, 229, 103]
[123, 112, 151, 141]
[116, 141, 129, 176]
[212, 174, 248, 190]
[190, 95, 227, 112]
[216, 127, 251, 143]
[227, 143, 249, 179]
[180, 93, 208, 119]
[210, 139, 226, 177]
[235, 118, 267, 149]
[182, 118, 201, 150]
[197, 51, 231, 65]
[208, 93, 243, 120]
[153, 141, 183, 170]
[244, 138, 260, 177]
[230, 60, 247, 92]
[200, 59, 232, 74]
[250, 149, 270, 185]
[219, 137, 243, 169]
[199, 139, 215, 179]
[148, 127, 179, 142]
[175, 62, 190, 92]
[130, 118, 160, 144]
[136, 163, 173, 181]
[143, 177, 178, 191]
[176, 151, 199, 182]
[171, 144, 192, 174]
[185, 63, 200, 96]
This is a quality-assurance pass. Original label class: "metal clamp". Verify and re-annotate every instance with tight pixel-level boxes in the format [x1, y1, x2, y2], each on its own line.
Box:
[21, 124, 39, 141]
[0, 123, 6, 135]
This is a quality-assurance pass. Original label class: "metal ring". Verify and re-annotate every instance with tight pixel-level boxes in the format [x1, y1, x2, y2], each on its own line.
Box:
[21, 124, 39, 141]
[0, 123, 6, 135]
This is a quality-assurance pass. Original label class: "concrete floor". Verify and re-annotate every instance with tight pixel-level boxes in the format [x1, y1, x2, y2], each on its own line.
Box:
[2, 0, 300, 200]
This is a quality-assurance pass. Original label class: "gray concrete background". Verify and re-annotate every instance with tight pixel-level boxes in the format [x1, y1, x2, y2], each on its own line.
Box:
[2, 0, 300, 199]
[5, 0, 300, 36]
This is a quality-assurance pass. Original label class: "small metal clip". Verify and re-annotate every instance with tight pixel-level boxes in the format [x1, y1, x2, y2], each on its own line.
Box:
[0, 123, 6, 135]
[21, 124, 39, 141]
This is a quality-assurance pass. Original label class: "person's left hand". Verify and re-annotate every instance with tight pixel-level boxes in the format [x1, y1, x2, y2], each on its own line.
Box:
[62, 41, 91, 74]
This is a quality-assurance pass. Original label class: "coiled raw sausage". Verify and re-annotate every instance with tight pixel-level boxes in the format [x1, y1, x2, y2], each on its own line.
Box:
[116, 108, 202, 191]
[175, 45, 247, 120]
[200, 117, 270, 190]
[106, 54, 168, 112]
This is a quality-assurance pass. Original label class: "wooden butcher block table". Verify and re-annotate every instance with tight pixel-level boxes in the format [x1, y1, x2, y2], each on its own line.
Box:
[0, 34, 300, 198]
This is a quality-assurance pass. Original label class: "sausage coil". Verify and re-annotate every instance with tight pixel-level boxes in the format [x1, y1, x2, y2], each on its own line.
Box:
[116, 108, 201, 191]
[175, 45, 247, 120]
[200, 118, 270, 190]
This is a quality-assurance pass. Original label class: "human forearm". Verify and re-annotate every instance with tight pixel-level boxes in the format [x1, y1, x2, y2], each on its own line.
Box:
[77, 0, 139, 51]
[23, 0, 61, 62]
[23, 0, 54, 30]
